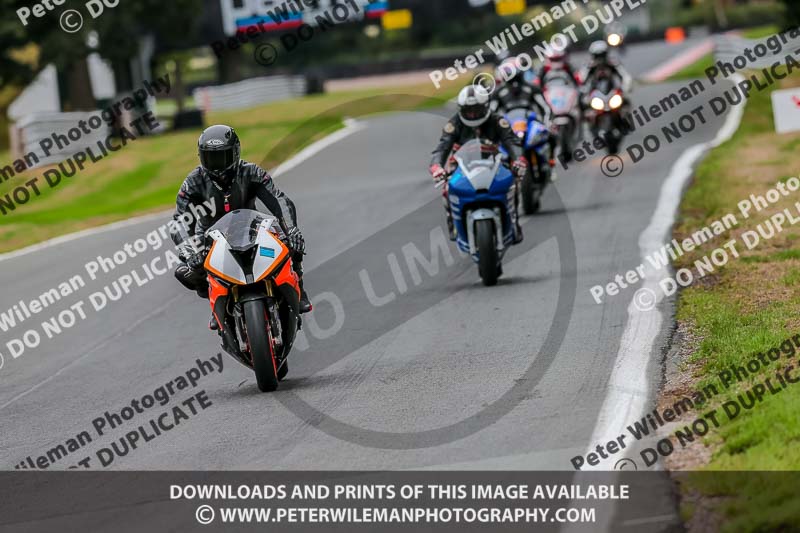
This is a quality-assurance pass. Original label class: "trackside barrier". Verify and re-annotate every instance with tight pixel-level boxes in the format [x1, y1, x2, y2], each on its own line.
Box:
[193, 76, 308, 113]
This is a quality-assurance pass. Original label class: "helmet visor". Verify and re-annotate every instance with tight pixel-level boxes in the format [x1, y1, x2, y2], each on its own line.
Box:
[200, 148, 235, 174]
[461, 103, 488, 121]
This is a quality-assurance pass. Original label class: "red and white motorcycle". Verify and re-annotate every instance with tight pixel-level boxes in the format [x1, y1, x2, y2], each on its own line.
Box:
[543, 71, 582, 163]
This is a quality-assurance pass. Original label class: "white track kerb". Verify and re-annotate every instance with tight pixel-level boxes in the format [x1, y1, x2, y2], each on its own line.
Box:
[584, 74, 747, 470]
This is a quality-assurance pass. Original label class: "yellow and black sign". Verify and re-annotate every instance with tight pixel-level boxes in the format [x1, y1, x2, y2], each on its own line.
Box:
[382, 9, 413, 30]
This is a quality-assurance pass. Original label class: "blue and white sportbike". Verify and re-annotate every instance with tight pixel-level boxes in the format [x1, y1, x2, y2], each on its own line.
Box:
[444, 139, 520, 286]
[505, 107, 552, 215]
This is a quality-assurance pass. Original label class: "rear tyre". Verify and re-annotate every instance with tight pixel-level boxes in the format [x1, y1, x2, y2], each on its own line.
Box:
[476, 219, 499, 287]
[244, 300, 279, 392]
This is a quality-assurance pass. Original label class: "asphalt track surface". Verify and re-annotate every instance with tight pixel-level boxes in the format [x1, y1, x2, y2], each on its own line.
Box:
[0, 39, 731, 494]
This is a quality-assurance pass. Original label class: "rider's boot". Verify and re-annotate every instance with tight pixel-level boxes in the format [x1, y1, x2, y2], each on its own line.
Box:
[299, 284, 312, 314]
[294, 254, 312, 314]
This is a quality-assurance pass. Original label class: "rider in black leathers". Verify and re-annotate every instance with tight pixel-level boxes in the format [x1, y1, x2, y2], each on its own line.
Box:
[171, 125, 312, 325]
[429, 85, 527, 243]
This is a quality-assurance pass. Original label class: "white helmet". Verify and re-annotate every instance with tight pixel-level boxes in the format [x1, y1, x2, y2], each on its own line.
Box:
[589, 40, 610, 63]
[457, 85, 491, 128]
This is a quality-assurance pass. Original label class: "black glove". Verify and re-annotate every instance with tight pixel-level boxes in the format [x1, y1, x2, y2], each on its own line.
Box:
[187, 249, 208, 270]
[285, 227, 305, 254]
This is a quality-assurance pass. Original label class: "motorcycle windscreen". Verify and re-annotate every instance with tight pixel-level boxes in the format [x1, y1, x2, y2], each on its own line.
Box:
[207, 209, 279, 252]
[506, 109, 530, 138]
[454, 140, 503, 190]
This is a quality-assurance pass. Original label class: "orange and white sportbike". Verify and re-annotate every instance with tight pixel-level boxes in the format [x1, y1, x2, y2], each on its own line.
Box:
[204, 209, 301, 392]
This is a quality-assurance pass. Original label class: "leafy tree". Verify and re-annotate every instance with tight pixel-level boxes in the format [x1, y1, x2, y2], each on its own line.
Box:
[0, 0, 202, 108]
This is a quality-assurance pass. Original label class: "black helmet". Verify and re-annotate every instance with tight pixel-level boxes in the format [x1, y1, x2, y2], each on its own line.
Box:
[198, 125, 240, 183]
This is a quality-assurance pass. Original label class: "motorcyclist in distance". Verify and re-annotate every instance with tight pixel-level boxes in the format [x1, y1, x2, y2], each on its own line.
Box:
[491, 56, 557, 189]
[492, 56, 552, 124]
[171, 125, 312, 330]
[580, 41, 633, 100]
[534, 48, 581, 89]
[429, 85, 527, 243]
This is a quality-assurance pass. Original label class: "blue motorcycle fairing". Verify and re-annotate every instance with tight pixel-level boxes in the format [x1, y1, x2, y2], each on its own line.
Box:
[526, 118, 550, 148]
[502, 111, 550, 161]
[447, 165, 516, 258]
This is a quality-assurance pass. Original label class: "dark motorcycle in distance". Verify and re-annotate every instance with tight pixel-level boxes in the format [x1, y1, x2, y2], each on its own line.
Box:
[585, 75, 627, 155]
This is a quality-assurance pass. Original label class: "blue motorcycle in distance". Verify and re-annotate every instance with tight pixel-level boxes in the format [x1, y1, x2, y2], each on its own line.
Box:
[444, 139, 520, 286]
[505, 107, 552, 215]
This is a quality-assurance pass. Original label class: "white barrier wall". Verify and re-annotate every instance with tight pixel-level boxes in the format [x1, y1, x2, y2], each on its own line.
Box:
[14, 112, 113, 168]
[193, 76, 308, 113]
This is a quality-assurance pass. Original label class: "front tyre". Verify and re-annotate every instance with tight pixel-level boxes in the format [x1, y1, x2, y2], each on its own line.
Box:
[558, 125, 573, 163]
[521, 167, 540, 215]
[244, 300, 279, 392]
[278, 360, 289, 381]
[476, 219, 499, 287]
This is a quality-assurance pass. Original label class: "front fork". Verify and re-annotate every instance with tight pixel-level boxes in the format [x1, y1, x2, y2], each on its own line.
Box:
[441, 182, 456, 239]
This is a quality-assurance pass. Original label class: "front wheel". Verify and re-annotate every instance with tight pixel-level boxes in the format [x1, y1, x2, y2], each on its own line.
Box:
[520, 167, 540, 215]
[476, 219, 499, 287]
[559, 137, 572, 163]
[278, 360, 289, 381]
[606, 134, 621, 155]
[244, 300, 279, 392]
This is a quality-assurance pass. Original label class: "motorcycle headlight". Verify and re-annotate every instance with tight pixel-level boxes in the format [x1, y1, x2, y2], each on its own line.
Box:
[609, 94, 623, 110]
[591, 97, 605, 111]
[607, 33, 622, 47]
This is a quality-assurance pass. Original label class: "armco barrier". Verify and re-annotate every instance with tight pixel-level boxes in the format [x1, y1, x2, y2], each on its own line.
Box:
[14, 112, 112, 168]
[193, 76, 308, 113]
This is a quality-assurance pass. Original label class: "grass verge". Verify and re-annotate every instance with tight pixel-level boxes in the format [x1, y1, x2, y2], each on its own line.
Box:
[667, 48, 800, 531]
[667, 26, 779, 82]
[0, 80, 460, 252]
